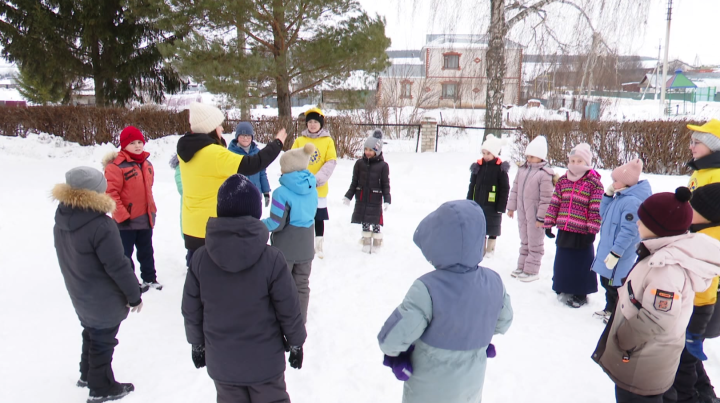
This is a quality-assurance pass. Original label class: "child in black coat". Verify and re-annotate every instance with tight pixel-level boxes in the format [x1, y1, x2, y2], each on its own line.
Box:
[343, 129, 391, 253]
[467, 134, 510, 256]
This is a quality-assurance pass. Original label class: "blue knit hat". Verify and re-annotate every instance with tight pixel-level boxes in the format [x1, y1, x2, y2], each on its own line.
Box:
[217, 174, 262, 219]
[234, 121, 254, 140]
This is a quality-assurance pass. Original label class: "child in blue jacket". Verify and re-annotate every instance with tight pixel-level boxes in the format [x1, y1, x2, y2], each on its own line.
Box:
[377, 200, 513, 403]
[228, 122, 272, 208]
[263, 143, 318, 323]
[591, 158, 652, 322]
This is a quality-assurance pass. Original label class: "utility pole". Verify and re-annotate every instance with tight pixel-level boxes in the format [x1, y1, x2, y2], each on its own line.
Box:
[660, 0, 672, 116]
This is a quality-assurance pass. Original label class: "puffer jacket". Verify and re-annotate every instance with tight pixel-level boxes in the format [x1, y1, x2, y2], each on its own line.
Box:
[292, 128, 337, 200]
[467, 158, 510, 237]
[345, 153, 391, 225]
[103, 150, 156, 229]
[228, 140, 271, 194]
[688, 151, 720, 191]
[507, 161, 555, 223]
[378, 200, 513, 403]
[688, 223, 720, 337]
[592, 180, 653, 286]
[52, 184, 142, 329]
[544, 170, 604, 235]
[593, 233, 720, 396]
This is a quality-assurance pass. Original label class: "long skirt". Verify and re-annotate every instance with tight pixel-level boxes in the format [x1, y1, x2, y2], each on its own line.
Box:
[552, 241, 598, 295]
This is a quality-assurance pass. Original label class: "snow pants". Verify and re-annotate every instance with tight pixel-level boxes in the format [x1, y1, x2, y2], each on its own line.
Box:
[666, 347, 714, 403]
[288, 261, 312, 324]
[119, 229, 156, 283]
[516, 210, 545, 275]
[79, 324, 121, 396]
[214, 375, 289, 403]
[601, 276, 619, 313]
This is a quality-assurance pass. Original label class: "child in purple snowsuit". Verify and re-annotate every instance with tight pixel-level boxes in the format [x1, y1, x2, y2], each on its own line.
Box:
[507, 135, 555, 283]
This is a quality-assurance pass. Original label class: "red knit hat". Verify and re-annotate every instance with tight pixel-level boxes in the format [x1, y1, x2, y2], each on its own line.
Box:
[120, 126, 145, 149]
[638, 187, 693, 237]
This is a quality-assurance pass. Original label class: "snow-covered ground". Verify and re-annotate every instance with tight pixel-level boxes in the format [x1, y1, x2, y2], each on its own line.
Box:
[1, 132, 719, 403]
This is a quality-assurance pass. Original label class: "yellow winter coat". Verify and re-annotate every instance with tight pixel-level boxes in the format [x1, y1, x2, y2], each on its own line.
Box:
[179, 144, 243, 239]
[694, 224, 720, 306]
[687, 151, 720, 191]
[292, 129, 337, 199]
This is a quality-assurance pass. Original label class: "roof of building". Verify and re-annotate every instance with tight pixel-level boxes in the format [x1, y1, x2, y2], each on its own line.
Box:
[424, 34, 523, 49]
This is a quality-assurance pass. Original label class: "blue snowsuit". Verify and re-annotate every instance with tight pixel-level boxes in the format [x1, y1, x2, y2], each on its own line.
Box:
[378, 200, 514, 403]
[591, 180, 652, 286]
[228, 140, 271, 194]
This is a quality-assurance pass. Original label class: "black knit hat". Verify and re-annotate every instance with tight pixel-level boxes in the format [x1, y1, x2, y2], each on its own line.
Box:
[217, 174, 262, 219]
[690, 183, 720, 223]
[305, 111, 324, 130]
[638, 187, 693, 237]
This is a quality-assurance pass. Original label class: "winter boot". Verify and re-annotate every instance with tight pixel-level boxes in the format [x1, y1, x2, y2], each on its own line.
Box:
[485, 238, 497, 257]
[510, 268, 523, 278]
[566, 295, 588, 309]
[87, 383, 135, 403]
[315, 236, 324, 259]
[372, 232, 383, 250]
[142, 280, 163, 291]
[361, 232, 373, 253]
[593, 310, 611, 321]
[517, 272, 539, 282]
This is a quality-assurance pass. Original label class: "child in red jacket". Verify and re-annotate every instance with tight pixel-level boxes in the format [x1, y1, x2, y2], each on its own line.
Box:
[103, 126, 161, 292]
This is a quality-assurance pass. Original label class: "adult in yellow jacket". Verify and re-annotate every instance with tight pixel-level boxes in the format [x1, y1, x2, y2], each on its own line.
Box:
[293, 108, 337, 258]
[687, 119, 720, 191]
[669, 183, 720, 403]
[177, 102, 287, 255]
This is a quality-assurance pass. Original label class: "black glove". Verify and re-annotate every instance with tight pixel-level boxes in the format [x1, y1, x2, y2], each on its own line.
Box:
[545, 228, 555, 239]
[191, 344, 206, 369]
[264, 193, 270, 208]
[289, 346, 303, 369]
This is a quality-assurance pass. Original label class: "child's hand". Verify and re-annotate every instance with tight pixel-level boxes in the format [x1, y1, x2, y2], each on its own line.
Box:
[545, 228, 555, 238]
[535, 221, 544, 228]
[342, 197, 351, 206]
[507, 210, 514, 219]
[605, 183, 615, 197]
[604, 253, 620, 269]
[264, 193, 270, 208]
[384, 203, 390, 212]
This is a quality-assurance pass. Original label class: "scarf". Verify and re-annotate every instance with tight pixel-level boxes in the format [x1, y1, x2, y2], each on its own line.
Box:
[127, 150, 149, 163]
[566, 164, 592, 182]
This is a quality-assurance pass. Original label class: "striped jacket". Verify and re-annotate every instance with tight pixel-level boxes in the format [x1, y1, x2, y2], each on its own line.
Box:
[544, 170, 603, 235]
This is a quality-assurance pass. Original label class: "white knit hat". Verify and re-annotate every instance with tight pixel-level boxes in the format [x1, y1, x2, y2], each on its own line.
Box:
[481, 134, 507, 157]
[525, 135, 548, 160]
[280, 143, 316, 174]
[189, 102, 225, 134]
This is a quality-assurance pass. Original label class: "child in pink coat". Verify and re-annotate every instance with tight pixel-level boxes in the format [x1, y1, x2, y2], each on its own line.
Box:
[544, 143, 604, 308]
[507, 135, 555, 282]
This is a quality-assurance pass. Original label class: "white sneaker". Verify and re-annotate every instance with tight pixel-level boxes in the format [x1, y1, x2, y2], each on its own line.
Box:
[593, 310, 611, 320]
[315, 236, 324, 259]
[510, 268, 523, 278]
[517, 273, 539, 282]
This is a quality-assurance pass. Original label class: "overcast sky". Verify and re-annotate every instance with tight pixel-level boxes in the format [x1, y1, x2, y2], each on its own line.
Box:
[358, 0, 720, 65]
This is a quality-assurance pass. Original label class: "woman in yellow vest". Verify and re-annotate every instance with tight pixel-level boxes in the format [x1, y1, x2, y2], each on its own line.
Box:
[687, 119, 720, 191]
[293, 108, 337, 259]
[177, 102, 287, 262]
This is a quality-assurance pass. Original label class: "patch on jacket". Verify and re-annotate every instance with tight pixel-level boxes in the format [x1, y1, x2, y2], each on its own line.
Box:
[653, 289, 676, 312]
[625, 213, 634, 221]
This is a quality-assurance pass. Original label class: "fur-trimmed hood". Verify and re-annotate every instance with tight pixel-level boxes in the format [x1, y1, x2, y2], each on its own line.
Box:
[52, 184, 115, 231]
[101, 151, 119, 168]
[101, 150, 149, 168]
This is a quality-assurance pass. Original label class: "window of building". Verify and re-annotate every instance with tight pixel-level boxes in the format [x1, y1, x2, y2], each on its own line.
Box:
[401, 82, 412, 98]
[443, 54, 460, 69]
[441, 83, 458, 100]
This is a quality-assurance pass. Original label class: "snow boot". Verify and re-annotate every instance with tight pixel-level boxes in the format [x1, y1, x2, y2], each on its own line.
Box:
[517, 272, 539, 282]
[593, 310, 611, 321]
[142, 280, 163, 291]
[510, 268, 523, 278]
[372, 232, 383, 251]
[566, 295, 588, 309]
[485, 238, 496, 257]
[315, 236, 324, 259]
[361, 232, 373, 253]
[139, 283, 149, 294]
[87, 383, 134, 403]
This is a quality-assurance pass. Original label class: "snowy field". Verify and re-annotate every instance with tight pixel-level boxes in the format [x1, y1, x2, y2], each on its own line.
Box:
[1, 131, 719, 403]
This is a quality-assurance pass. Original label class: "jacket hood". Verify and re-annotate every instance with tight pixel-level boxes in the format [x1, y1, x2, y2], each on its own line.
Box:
[688, 151, 720, 171]
[228, 139, 258, 155]
[177, 132, 217, 163]
[616, 179, 652, 200]
[413, 200, 485, 272]
[169, 153, 180, 169]
[52, 184, 115, 231]
[301, 127, 331, 139]
[642, 233, 720, 292]
[279, 170, 316, 195]
[205, 216, 270, 273]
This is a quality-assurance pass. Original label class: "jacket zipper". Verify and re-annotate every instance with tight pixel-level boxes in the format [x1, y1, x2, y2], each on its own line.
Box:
[564, 181, 579, 231]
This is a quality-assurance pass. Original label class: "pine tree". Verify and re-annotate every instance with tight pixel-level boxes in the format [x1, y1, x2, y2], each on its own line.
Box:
[162, 0, 391, 120]
[0, 0, 185, 106]
[15, 65, 69, 105]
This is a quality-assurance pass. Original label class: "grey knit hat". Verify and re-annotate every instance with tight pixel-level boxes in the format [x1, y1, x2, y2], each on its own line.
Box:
[65, 166, 107, 193]
[364, 129, 384, 154]
[692, 131, 720, 152]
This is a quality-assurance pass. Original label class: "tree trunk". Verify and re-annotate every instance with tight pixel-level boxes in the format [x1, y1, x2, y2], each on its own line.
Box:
[272, 1, 293, 144]
[484, 0, 507, 140]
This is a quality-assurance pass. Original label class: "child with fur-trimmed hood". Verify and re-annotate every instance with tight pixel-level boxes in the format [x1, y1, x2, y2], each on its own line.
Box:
[467, 134, 510, 256]
[343, 129, 391, 252]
